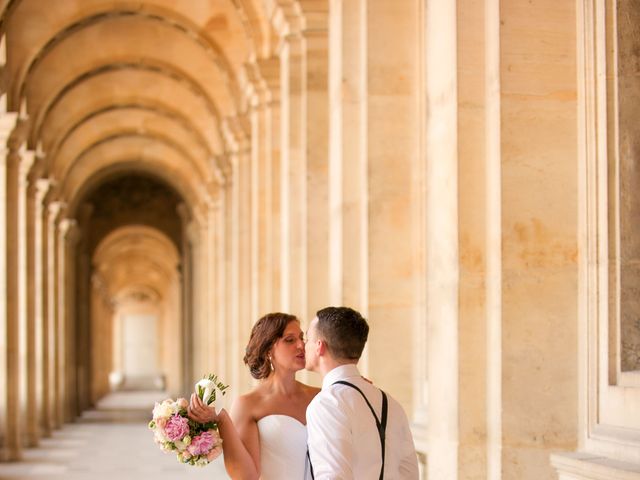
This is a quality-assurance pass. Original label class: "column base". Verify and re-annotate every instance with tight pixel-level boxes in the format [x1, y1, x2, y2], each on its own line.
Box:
[551, 451, 640, 479]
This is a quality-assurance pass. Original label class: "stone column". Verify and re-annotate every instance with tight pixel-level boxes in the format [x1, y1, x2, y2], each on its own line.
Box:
[246, 58, 279, 321]
[327, 0, 367, 311]
[56, 217, 72, 423]
[498, 1, 577, 478]
[18, 149, 38, 446]
[274, 6, 306, 317]
[221, 158, 236, 387]
[188, 207, 207, 375]
[74, 203, 93, 413]
[423, 1, 459, 478]
[222, 116, 252, 393]
[33, 178, 51, 436]
[301, 3, 330, 325]
[60, 218, 78, 422]
[177, 203, 192, 394]
[5, 144, 23, 460]
[364, 0, 420, 412]
[46, 201, 64, 429]
[204, 186, 220, 375]
[207, 177, 227, 381]
[0, 110, 18, 461]
[259, 58, 282, 312]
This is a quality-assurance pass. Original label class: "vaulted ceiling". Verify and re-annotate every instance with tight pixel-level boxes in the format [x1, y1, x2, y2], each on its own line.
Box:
[0, 0, 273, 212]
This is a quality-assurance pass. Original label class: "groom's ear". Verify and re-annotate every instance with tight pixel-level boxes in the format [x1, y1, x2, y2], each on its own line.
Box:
[316, 338, 327, 356]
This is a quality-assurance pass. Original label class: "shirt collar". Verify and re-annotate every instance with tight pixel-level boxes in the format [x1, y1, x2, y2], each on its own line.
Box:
[322, 363, 361, 390]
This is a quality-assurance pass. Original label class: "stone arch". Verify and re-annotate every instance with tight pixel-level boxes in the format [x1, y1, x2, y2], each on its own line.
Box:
[33, 60, 223, 152]
[10, 5, 242, 113]
[92, 224, 183, 394]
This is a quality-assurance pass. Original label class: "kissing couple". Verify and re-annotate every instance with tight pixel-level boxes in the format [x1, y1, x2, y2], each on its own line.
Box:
[188, 306, 419, 479]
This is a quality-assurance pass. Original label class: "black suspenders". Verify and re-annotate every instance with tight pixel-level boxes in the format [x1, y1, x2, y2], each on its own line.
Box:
[307, 381, 389, 480]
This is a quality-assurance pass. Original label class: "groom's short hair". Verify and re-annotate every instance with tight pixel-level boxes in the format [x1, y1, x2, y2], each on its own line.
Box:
[316, 306, 369, 360]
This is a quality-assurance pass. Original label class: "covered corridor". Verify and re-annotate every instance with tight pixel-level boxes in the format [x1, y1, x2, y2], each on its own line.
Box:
[0, 1, 639, 479]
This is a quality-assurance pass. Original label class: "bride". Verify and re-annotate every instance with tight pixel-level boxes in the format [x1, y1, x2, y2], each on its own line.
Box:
[188, 312, 319, 479]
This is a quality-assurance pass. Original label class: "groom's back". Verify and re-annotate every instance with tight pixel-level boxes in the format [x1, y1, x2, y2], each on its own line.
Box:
[306, 366, 419, 479]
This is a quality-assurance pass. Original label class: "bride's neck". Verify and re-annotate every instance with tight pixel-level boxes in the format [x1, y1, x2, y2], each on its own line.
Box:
[265, 370, 298, 395]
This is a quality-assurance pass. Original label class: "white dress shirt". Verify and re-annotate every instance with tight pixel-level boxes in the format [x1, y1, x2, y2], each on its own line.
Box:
[306, 364, 419, 480]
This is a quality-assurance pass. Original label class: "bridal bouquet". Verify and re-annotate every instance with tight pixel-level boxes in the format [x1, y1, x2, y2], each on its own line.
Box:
[148, 374, 229, 466]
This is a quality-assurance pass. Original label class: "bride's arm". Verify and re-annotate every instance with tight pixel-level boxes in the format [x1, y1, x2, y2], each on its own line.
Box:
[188, 394, 260, 480]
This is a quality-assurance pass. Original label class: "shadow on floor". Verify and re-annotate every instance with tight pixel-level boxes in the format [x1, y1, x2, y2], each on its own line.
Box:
[0, 391, 228, 480]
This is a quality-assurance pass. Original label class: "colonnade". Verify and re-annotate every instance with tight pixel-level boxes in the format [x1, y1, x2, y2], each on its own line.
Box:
[1, 1, 639, 479]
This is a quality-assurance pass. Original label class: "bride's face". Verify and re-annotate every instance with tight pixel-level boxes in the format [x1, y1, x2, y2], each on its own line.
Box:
[271, 320, 306, 373]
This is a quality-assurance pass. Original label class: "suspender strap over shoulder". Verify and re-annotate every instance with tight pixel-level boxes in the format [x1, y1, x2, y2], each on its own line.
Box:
[307, 380, 389, 480]
[332, 380, 388, 480]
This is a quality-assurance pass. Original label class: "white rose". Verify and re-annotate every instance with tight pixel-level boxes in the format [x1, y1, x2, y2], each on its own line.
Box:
[153, 401, 174, 419]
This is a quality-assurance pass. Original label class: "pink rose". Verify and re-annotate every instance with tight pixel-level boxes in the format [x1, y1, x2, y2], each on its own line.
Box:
[177, 398, 189, 409]
[165, 414, 190, 441]
[187, 430, 218, 456]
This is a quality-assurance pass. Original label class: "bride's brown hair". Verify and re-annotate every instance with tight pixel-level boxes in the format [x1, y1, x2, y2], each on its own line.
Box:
[243, 312, 299, 379]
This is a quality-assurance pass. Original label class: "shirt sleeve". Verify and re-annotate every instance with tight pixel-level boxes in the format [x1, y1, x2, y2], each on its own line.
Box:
[306, 392, 354, 480]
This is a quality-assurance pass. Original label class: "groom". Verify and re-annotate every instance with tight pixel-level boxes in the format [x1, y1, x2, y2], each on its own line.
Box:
[304, 306, 419, 479]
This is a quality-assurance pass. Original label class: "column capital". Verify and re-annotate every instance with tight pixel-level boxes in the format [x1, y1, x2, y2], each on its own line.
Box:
[18, 148, 36, 180]
[257, 56, 281, 103]
[221, 114, 250, 154]
[176, 202, 191, 224]
[7, 114, 29, 151]
[47, 201, 66, 226]
[59, 217, 80, 244]
[268, 0, 303, 40]
[297, 0, 329, 33]
[0, 111, 18, 145]
[212, 154, 232, 184]
[35, 178, 53, 203]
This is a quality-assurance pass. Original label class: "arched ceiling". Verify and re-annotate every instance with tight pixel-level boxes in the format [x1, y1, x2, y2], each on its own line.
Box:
[93, 224, 180, 302]
[1, 0, 272, 209]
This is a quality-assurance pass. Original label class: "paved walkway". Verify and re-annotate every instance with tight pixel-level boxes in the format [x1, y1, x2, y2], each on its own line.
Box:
[0, 391, 229, 480]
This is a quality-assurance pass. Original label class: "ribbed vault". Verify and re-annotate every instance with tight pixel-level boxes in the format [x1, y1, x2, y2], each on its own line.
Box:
[0, 0, 268, 211]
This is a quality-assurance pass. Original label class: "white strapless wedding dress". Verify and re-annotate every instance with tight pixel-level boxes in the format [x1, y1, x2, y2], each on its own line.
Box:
[257, 415, 312, 480]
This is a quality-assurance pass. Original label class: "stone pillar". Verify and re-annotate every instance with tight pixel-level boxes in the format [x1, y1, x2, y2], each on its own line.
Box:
[19, 149, 38, 446]
[209, 178, 228, 382]
[498, 1, 577, 478]
[204, 187, 220, 375]
[74, 203, 93, 413]
[188, 207, 208, 376]
[222, 116, 252, 393]
[274, 6, 306, 317]
[33, 178, 51, 436]
[0, 110, 18, 461]
[90, 272, 114, 403]
[5, 144, 23, 460]
[259, 59, 282, 312]
[422, 1, 459, 478]
[245, 58, 280, 318]
[364, 0, 420, 412]
[46, 201, 64, 429]
[177, 203, 192, 394]
[221, 159, 235, 388]
[327, 0, 368, 311]
[60, 218, 78, 422]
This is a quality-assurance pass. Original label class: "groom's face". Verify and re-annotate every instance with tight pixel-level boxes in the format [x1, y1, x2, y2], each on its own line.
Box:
[304, 317, 320, 372]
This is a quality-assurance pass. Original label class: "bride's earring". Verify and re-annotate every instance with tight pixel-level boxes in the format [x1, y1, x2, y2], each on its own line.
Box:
[269, 356, 274, 371]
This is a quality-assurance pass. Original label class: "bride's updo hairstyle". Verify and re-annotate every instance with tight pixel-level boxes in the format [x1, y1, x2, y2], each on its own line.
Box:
[243, 312, 299, 379]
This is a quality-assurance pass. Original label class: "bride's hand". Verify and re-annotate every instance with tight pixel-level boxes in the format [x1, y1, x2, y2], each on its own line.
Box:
[187, 392, 219, 424]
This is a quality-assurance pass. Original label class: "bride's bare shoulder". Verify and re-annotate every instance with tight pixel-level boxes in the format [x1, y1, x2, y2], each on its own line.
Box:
[231, 386, 268, 419]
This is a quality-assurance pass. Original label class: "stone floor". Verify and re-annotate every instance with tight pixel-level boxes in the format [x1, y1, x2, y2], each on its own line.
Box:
[0, 391, 228, 479]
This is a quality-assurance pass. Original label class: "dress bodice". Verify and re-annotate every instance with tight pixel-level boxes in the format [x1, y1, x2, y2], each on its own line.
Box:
[257, 415, 311, 480]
